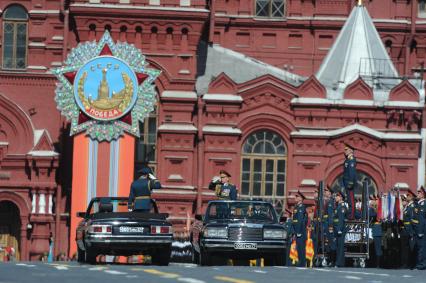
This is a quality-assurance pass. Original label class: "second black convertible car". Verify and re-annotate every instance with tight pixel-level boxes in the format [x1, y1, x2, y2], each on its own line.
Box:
[76, 197, 172, 265]
[191, 200, 287, 266]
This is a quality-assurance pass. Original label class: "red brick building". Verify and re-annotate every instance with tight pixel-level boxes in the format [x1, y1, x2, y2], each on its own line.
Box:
[0, 0, 425, 260]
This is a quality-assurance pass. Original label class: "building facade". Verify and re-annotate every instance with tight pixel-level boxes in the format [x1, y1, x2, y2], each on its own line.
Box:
[0, 0, 425, 259]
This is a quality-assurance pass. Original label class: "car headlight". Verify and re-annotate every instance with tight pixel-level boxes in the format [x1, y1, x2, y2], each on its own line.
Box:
[263, 229, 286, 239]
[204, 227, 228, 238]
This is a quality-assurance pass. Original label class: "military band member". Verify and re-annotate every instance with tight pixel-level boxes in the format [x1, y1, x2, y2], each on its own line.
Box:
[128, 167, 161, 212]
[291, 191, 308, 267]
[413, 186, 426, 270]
[401, 190, 416, 269]
[333, 191, 347, 267]
[208, 170, 237, 200]
[368, 194, 383, 268]
[343, 144, 357, 220]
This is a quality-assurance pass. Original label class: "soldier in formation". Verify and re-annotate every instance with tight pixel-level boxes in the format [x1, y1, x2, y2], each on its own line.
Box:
[291, 191, 308, 267]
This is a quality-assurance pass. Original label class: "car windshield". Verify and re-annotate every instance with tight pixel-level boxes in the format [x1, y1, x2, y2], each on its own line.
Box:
[206, 202, 276, 222]
[88, 198, 129, 214]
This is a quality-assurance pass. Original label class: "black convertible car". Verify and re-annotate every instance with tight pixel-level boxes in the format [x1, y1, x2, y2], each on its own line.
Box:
[76, 197, 172, 265]
[191, 200, 287, 266]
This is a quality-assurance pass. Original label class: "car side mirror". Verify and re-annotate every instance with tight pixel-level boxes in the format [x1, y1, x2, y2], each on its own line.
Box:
[76, 212, 86, 218]
[195, 214, 203, 221]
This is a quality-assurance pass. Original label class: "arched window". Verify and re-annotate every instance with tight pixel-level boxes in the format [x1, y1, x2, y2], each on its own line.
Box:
[134, 103, 158, 177]
[330, 171, 378, 197]
[241, 130, 287, 213]
[2, 5, 28, 69]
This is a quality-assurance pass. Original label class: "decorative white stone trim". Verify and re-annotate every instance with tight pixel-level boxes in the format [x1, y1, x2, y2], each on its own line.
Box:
[28, 10, 60, 14]
[394, 183, 409, 189]
[27, 151, 59, 157]
[161, 90, 197, 99]
[48, 194, 53, 214]
[291, 123, 422, 141]
[70, 3, 210, 13]
[149, 0, 160, 5]
[158, 123, 197, 132]
[32, 193, 36, 213]
[167, 174, 184, 181]
[203, 125, 242, 135]
[38, 193, 46, 214]
[52, 36, 64, 41]
[27, 66, 48, 70]
[301, 179, 317, 186]
[203, 94, 243, 102]
[292, 97, 423, 108]
[180, 0, 191, 6]
[29, 42, 46, 47]
[51, 62, 63, 67]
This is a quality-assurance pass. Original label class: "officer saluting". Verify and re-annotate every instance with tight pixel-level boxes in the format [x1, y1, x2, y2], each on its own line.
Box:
[413, 186, 426, 270]
[208, 170, 237, 200]
[291, 190, 307, 267]
[333, 191, 347, 267]
[128, 167, 161, 212]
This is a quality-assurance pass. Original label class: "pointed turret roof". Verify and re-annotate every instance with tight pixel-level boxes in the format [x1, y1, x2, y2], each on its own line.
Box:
[316, 4, 399, 98]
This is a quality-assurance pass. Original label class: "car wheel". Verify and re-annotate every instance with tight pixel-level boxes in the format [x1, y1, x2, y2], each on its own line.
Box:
[274, 254, 285, 266]
[152, 247, 171, 266]
[85, 248, 97, 264]
[77, 246, 85, 263]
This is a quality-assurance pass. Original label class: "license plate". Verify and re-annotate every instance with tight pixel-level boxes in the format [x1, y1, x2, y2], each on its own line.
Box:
[119, 226, 144, 233]
[234, 243, 257, 250]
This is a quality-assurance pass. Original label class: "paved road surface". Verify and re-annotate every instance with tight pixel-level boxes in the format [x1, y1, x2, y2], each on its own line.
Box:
[0, 262, 423, 283]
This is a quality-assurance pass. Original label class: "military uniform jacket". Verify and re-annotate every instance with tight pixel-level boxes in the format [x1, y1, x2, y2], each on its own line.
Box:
[292, 203, 307, 237]
[343, 156, 357, 190]
[368, 207, 382, 237]
[333, 202, 347, 234]
[413, 199, 426, 236]
[403, 202, 415, 237]
[209, 182, 237, 200]
[324, 198, 335, 227]
[128, 178, 161, 210]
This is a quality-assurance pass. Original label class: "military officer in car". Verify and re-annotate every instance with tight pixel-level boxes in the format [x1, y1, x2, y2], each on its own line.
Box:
[128, 167, 161, 212]
[208, 170, 237, 200]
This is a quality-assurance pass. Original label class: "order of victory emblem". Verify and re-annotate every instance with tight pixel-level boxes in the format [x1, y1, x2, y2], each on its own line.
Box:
[52, 31, 160, 141]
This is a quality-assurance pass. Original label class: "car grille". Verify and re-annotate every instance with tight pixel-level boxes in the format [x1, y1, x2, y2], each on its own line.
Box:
[228, 227, 263, 241]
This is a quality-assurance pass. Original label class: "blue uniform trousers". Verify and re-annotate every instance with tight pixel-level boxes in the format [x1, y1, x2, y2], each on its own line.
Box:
[296, 236, 306, 267]
[416, 235, 426, 269]
[335, 234, 345, 267]
[373, 236, 382, 257]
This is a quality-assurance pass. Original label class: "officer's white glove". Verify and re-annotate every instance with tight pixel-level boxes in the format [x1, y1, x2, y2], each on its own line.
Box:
[419, 234, 424, 238]
[212, 176, 221, 183]
[338, 231, 342, 235]
[296, 234, 302, 238]
[128, 208, 133, 212]
[148, 173, 157, 180]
